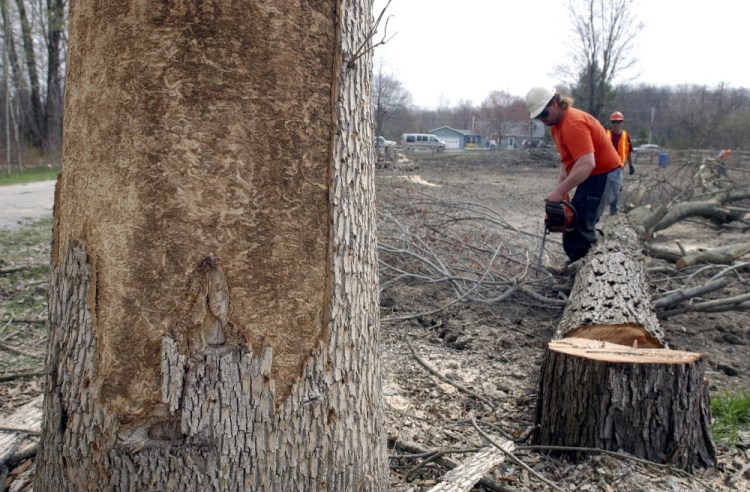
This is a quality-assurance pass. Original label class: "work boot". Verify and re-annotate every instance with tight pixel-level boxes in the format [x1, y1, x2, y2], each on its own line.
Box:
[546, 260, 574, 276]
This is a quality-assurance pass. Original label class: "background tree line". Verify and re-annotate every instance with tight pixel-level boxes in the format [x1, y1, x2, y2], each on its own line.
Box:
[375, 0, 750, 151]
[1, 0, 66, 173]
[374, 70, 750, 151]
[5, 0, 749, 168]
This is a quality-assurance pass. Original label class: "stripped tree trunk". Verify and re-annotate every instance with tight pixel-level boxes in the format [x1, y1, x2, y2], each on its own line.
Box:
[37, 1, 388, 490]
[534, 215, 716, 470]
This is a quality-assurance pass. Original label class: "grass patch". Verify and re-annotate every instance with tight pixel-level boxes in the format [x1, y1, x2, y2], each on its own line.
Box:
[712, 390, 750, 447]
[0, 218, 51, 378]
[0, 166, 59, 186]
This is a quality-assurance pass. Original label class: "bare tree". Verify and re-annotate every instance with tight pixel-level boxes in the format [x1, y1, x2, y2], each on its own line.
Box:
[372, 58, 411, 139]
[13, 0, 44, 147]
[451, 99, 477, 131]
[479, 91, 525, 145]
[0, 0, 66, 158]
[722, 108, 750, 149]
[43, 0, 65, 153]
[663, 84, 729, 149]
[561, 0, 642, 119]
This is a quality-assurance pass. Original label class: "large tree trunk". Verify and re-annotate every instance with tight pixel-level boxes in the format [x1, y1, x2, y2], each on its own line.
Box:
[37, 1, 388, 490]
[534, 215, 716, 470]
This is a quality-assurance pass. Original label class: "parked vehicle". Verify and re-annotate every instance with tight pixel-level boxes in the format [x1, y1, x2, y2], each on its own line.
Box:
[376, 136, 396, 148]
[634, 144, 662, 153]
[402, 133, 446, 152]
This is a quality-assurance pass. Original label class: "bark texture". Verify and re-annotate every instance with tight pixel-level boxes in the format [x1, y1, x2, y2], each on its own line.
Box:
[536, 215, 716, 470]
[38, 1, 388, 490]
[534, 339, 716, 471]
[555, 214, 665, 347]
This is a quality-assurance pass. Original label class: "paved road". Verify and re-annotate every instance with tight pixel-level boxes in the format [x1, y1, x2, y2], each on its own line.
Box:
[0, 180, 56, 230]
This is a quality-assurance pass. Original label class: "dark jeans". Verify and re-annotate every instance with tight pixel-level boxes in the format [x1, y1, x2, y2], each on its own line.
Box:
[562, 170, 614, 262]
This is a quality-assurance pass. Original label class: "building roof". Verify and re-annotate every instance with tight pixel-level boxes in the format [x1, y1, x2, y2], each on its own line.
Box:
[430, 126, 482, 137]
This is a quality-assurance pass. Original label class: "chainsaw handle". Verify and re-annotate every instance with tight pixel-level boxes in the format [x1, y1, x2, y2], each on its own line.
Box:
[544, 198, 577, 234]
[559, 200, 577, 222]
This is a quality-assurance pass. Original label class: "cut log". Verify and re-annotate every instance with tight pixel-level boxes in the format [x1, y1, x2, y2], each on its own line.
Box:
[427, 444, 514, 492]
[555, 214, 666, 347]
[0, 395, 42, 463]
[535, 215, 716, 470]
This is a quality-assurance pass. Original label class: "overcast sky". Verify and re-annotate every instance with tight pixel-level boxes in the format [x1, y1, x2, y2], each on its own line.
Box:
[371, 0, 749, 109]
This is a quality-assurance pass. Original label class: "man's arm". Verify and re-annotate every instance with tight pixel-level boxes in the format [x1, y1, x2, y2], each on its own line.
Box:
[546, 152, 595, 202]
[626, 134, 635, 172]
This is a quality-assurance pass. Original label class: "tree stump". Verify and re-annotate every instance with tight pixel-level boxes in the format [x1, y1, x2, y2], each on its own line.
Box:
[534, 215, 716, 470]
[535, 338, 716, 470]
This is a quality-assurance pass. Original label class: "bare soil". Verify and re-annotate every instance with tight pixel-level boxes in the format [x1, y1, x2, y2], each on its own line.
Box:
[377, 149, 750, 491]
[0, 151, 748, 490]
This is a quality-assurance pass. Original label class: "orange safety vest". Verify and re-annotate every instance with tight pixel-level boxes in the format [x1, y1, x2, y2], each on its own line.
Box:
[606, 129, 630, 166]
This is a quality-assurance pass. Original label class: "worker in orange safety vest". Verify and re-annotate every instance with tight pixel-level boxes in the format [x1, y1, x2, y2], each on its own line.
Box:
[605, 111, 634, 215]
[606, 111, 634, 174]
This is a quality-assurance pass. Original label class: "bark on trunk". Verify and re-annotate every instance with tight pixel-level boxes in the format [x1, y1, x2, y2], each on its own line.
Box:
[535, 215, 716, 470]
[555, 215, 665, 347]
[37, 1, 388, 490]
[535, 339, 716, 471]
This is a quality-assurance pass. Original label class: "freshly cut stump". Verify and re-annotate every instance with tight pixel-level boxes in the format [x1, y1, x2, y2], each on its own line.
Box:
[534, 338, 716, 471]
[535, 215, 716, 470]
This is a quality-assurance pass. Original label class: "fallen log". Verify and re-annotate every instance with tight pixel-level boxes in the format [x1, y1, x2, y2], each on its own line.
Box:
[647, 188, 750, 233]
[676, 242, 750, 269]
[660, 294, 750, 318]
[534, 215, 716, 471]
[554, 214, 665, 347]
[646, 242, 750, 269]
[389, 439, 512, 492]
[652, 278, 728, 310]
[427, 445, 513, 492]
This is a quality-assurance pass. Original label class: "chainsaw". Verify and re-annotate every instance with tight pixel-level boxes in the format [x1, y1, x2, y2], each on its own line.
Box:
[537, 194, 577, 271]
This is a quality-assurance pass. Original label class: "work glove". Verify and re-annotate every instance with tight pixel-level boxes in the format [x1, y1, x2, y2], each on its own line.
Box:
[628, 164, 635, 175]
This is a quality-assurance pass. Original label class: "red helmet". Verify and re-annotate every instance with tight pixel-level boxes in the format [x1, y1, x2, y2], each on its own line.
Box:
[610, 111, 624, 121]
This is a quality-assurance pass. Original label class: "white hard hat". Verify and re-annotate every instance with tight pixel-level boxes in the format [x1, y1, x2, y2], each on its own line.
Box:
[525, 86, 556, 118]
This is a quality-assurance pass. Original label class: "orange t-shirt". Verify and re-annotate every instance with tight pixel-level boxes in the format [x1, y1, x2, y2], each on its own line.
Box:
[550, 107, 622, 176]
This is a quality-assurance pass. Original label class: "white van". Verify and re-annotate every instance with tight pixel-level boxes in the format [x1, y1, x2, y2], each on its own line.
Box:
[402, 133, 446, 152]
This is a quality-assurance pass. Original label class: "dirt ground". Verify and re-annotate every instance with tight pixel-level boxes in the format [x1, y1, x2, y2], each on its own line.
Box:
[377, 149, 750, 491]
[0, 150, 747, 490]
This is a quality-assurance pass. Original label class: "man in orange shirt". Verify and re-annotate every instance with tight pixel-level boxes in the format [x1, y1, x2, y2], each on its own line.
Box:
[526, 87, 623, 263]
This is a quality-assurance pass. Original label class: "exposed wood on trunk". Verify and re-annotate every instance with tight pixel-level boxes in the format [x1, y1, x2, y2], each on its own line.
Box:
[37, 1, 388, 490]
